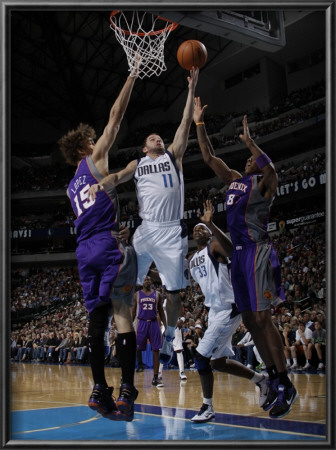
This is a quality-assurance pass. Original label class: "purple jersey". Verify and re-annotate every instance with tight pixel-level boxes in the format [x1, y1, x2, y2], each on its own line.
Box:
[66, 156, 137, 313]
[226, 174, 272, 246]
[226, 174, 284, 312]
[136, 289, 162, 351]
[67, 156, 119, 242]
[137, 290, 158, 321]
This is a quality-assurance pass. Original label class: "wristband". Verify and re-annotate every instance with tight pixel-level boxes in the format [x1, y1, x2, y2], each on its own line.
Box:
[195, 122, 205, 126]
[255, 153, 272, 170]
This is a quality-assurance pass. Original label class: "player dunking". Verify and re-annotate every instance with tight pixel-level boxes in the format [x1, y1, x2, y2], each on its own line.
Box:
[88, 67, 199, 365]
[193, 98, 298, 419]
[58, 67, 139, 422]
[132, 276, 167, 387]
[189, 200, 268, 423]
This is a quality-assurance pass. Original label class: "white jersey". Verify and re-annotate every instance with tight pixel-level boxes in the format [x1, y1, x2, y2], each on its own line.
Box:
[134, 151, 184, 223]
[189, 245, 235, 312]
[190, 244, 240, 360]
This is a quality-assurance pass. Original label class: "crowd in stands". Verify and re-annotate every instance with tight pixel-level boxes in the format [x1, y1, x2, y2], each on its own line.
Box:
[11, 164, 74, 194]
[12, 81, 325, 194]
[11, 218, 326, 371]
[11, 210, 75, 231]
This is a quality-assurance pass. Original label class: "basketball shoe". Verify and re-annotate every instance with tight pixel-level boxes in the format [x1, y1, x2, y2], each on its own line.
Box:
[116, 383, 139, 421]
[159, 333, 174, 364]
[262, 377, 279, 411]
[255, 374, 268, 408]
[191, 404, 215, 423]
[269, 384, 298, 418]
[88, 385, 118, 417]
[152, 376, 164, 387]
[179, 371, 187, 381]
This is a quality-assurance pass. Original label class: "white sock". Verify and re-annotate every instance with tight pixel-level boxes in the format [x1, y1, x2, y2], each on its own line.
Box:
[286, 359, 291, 365]
[250, 372, 263, 384]
[293, 358, 298, 364]
[158, 363, 163, 376]
[177, 352, 184, 373]
[203, 397, 213, 406]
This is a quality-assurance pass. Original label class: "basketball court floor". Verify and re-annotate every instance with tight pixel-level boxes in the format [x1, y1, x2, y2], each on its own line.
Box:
[10, 362, 326, 443]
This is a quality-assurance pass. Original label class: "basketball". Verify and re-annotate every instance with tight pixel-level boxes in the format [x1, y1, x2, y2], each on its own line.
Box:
[177, 40, 208, 70]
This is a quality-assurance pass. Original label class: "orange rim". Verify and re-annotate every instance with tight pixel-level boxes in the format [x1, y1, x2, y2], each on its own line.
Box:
[110, 11, 178, 36]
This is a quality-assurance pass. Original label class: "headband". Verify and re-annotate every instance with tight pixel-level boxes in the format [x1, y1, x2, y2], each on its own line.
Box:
[193, 223, 212, 236]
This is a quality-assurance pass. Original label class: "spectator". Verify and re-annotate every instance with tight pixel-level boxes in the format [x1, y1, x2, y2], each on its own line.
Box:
[75, 329, 89, 363]
[64, 333, 75, 364]
[70, 332, 80, 362]
[282, 324, 296, 369]
[302, 311, 314, 331]
[44, 331, 58, 362]
[55, 332, 68, 363]
[290, 321, 313, 370]
[10, 333, 18, 359]
[185, 325, 203, 363]
[57, 332, 72, 363]
[234, 323, 256, 370]
[36, 332, 49, 361]
[21, 334, 34, 361]
[15, 335, 27, 361]
[182, 328, 195, 367]
[311, 321, 326, 370]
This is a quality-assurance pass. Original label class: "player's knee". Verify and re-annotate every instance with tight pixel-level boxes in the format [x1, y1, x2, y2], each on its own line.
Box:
[210, 357, 228, 371]
[194, 351, 212, 375]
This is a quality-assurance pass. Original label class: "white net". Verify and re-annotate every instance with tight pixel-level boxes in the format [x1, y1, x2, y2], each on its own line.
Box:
[110, 11, 178, 79]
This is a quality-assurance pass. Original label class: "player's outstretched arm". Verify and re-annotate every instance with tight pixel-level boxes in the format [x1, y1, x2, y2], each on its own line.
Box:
[92, 71, 139, 173]
[200, 199, 233, 258]
[194, 97, 241, 186]
[88, 159, 137, 200]
[239, 115, 278, 197]
[169, 67, 199, 167]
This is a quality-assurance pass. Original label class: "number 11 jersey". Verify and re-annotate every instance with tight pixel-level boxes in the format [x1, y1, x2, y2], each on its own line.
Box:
[134, 150, 184, 223]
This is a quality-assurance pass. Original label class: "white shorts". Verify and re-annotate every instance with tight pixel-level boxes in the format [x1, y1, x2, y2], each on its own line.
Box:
[173, 327, 183, 351]
[132, 220, 190, 291]
[197, 306, 242, 360]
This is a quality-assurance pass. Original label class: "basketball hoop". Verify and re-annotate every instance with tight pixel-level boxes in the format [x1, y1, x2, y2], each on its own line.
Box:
[110, 11, 178, 79]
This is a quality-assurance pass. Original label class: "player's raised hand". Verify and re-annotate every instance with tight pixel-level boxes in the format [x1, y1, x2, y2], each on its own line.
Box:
[200, 199, 214, 225]
[239, 115, 252, 144]
[187, 66, 199, 90]
[193, 96, 208, 124]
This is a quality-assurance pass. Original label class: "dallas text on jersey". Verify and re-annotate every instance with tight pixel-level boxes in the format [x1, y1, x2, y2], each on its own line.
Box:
[137, 161, 170, 177]
[189, 254, 206, 269]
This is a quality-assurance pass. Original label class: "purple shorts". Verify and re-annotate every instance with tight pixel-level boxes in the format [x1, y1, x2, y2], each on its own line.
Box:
[231, 241, 285, 312]
[76, 230, 136, 313]
[136, 319, 162, 351]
